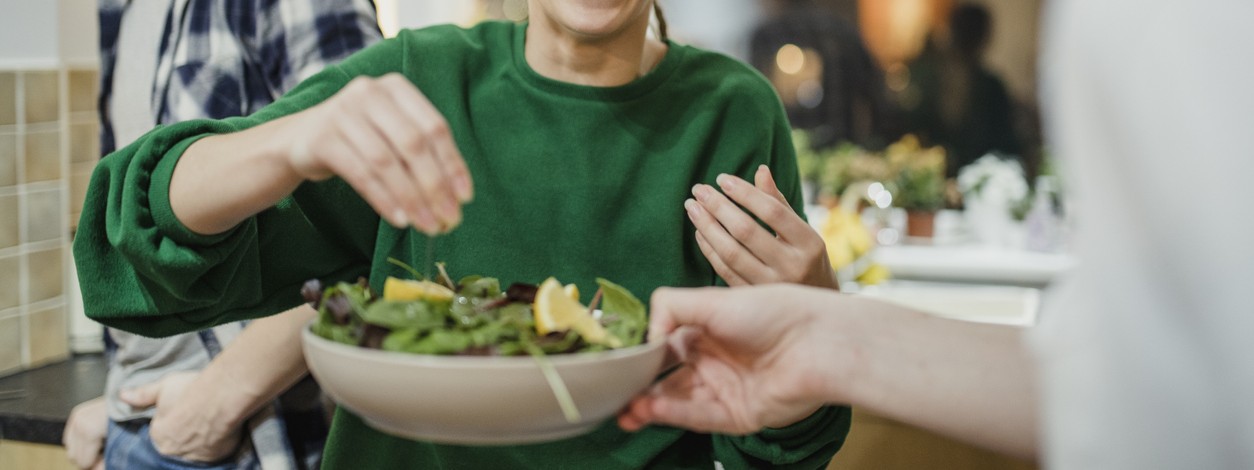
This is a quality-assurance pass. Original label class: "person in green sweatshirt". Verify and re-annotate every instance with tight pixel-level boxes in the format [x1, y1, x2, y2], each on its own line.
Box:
[74, 1, 850, 468]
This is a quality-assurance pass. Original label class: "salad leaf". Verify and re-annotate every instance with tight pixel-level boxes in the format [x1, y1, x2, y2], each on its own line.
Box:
[596, 278, 647, 347]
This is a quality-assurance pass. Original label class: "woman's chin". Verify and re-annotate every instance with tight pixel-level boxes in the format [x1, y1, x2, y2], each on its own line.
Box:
[537, 0, 649, 40]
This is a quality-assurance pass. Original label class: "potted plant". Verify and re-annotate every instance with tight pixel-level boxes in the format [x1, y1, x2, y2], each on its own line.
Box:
[885, 135, 947, 238]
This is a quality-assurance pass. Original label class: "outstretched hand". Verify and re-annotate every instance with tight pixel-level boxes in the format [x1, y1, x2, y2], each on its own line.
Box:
[686, 165, 838, 289]
[618, 285, 852, 434]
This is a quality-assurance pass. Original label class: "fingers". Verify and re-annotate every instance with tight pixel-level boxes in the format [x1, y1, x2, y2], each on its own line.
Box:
[119, 381, 161, 409]
[352, 92, 448, 231]
[622, 367, 755, 435]
[647, 287, 726, 343]
[298, 74, 473, 235]
[754, 164, 789, 206]
[694, 229, 747, 286]
[687, 186, 775, 282]
[371, 76, 463, 228]
[716, 171, 815, 246]
[380, 74, 473, 203]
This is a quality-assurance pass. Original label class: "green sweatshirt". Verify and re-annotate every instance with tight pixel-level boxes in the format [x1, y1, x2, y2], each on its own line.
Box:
[75, 22, 849, 469]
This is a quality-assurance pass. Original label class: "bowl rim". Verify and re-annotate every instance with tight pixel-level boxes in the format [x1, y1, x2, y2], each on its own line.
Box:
[302, 321, 665, 369]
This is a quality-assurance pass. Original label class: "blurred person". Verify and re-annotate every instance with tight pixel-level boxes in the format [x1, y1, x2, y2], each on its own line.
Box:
[72, 1, 851, 469]
[750, 0, 898, 149]
[621, 1, 1254, 468]
[903, 4, 1021, 177]
[62, 1, 380, 468]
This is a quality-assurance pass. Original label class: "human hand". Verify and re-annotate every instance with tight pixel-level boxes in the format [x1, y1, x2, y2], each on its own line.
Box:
[687, 165, 838, 289]
[63, 396, 107, 470]
[618, 285, 851, 434]
[120, 372, 242, 463]
[279, 72, 474, 234]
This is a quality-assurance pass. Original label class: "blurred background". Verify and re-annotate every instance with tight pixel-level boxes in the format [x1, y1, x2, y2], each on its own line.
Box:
[0, 1, 1052, 468]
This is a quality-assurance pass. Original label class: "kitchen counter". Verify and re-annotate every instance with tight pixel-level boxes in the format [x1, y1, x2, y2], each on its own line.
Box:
[0, 354, 106, 445]
[872, 244, 1076, 288]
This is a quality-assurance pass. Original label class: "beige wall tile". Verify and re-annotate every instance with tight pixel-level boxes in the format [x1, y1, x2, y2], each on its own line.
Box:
[69, 121, 98, 163]
[24, 189, 63, 243]
[0, 132, 14, 187]
[0, 194, 17, 249]
[0, 255, 17, 310]
[0, 315, 20, 375]
[26, 247, 63, 303]
[70, 166, 92, 221]
[0, 72, 14, 126]
[22, 71, 60, 125]
[28, 305, 67, 366]
[23, 130, 61, 183]
[68, 70, 97, 113]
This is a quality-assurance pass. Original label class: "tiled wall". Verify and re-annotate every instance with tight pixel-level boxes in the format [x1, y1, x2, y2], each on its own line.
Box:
[0, 67, 96, 377]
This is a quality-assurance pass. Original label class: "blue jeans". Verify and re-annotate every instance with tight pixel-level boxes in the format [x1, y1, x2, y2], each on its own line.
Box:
[105, 420, 260, 470]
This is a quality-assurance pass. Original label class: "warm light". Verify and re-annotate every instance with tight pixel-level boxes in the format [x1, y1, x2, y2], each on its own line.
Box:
[776, 44, 806, 75]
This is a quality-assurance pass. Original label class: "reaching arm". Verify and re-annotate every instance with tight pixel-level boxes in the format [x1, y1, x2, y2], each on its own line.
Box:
[620, 285, 1038, 459]
[168, 71, 471, 237]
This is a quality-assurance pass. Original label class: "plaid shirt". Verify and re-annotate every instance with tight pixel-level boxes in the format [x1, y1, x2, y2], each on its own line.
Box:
[98, 0, 382, 153]
[96, 1, 380, 469]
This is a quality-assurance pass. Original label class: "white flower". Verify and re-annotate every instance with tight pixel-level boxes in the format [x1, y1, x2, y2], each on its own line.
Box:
[958, 154, 1028, 205]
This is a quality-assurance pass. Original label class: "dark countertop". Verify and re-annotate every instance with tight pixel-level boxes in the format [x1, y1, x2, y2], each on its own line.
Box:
[0, 354, 106, 445]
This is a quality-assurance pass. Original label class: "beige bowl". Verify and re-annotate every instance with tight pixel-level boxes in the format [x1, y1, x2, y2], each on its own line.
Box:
[302, 325, 667, 445]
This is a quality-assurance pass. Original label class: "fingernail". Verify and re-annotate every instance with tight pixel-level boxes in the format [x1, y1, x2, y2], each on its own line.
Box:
[715, 173, 739, 190]
[414, 208, 437, 232]
[391, 209, 408, 228]
[455, 177, 473, 203]
[683, 198, 698, 216]
[758, 164, 769, 173]
[441, 197, 460, 223]
[692, 184, 710, 202]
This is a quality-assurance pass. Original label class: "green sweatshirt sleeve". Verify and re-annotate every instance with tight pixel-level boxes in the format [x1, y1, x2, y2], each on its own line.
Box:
[72, 37, 406, 337]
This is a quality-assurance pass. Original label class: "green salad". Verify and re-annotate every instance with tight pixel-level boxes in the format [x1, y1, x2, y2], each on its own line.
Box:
[304, 261, 648, 356]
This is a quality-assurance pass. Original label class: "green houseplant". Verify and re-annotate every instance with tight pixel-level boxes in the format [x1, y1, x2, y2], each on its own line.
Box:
[885, 135, 946, 238]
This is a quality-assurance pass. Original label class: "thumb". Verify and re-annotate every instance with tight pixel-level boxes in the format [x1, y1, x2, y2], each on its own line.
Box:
[755, 165, 788, 206]
[648, 287, 726, 343]
[119, 381, 162, 409]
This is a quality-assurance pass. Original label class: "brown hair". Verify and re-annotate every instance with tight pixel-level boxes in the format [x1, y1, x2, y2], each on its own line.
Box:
[653, 2, 668, 41]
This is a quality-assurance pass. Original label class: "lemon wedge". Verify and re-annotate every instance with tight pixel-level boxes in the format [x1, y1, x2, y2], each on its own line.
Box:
[533, 277, 620, 347]
[382, 277, 455, 302]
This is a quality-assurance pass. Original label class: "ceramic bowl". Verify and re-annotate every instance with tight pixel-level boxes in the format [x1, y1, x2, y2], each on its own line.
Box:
[302, 325, 667, 445]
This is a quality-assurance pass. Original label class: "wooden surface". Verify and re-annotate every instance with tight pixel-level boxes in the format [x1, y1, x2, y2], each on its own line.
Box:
[0, 440, 78, 470]
[828, 409, 1037, 470]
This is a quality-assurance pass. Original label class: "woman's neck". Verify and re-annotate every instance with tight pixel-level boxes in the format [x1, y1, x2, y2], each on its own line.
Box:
[524, 13, 666, 87]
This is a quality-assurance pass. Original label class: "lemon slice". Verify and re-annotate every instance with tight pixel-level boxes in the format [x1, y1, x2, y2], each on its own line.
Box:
[533, 277, 621, 347]
[382, 277, 455, 302]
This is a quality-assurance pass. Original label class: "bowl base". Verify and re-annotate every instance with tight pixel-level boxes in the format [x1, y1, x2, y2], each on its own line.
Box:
[363, 418, 604, 445]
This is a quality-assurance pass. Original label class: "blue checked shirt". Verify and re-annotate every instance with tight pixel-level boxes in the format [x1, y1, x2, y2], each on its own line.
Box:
[98, 0, 382, 153]
[96, 1, 380, 469]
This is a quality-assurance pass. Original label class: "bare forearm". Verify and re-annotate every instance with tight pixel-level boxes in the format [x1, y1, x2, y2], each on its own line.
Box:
[831, 297, 1039, 458]
[168, 116, 305, 235]
[199, 305, 317, 426]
